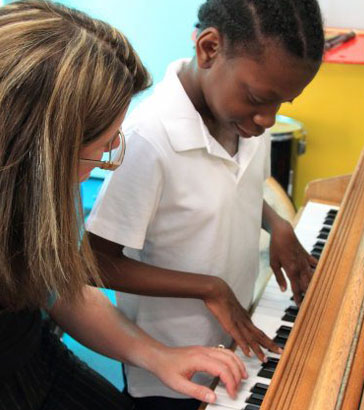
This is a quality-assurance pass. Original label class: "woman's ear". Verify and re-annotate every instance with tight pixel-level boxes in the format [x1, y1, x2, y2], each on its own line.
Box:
[195, 28, 223, 69]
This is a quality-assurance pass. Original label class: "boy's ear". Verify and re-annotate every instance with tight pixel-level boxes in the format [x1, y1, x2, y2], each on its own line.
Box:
[195, 28, 223, 68]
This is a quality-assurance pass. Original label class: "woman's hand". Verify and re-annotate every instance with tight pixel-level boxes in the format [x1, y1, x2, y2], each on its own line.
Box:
[149, 344, 248, 404]
[50, 287, 246, 404]
[204, 279, 282, 362]
[269, 217, 317, 306]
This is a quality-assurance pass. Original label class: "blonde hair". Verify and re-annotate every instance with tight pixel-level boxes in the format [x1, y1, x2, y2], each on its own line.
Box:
[0, 0, 151, 311]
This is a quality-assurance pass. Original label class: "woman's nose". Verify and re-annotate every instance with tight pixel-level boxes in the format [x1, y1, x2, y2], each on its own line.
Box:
[105, 132, 121, 152]
[112, 133, 121, 149]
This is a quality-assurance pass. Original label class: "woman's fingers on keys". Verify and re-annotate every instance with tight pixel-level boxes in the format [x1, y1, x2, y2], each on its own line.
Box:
[210, 347, 248, 381]
[206, 355, 239, 398]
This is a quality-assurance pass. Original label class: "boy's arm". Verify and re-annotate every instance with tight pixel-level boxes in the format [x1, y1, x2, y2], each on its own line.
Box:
[88, 231, 281, 362]
[88, 231, 219, 299]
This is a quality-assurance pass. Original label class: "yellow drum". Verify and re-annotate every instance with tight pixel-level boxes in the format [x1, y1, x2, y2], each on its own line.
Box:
[270, 115, 306, 197]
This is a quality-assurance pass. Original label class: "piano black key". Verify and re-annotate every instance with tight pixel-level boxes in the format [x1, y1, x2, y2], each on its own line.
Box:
[273, 335, 286, 348]
[262, 357, 279, 372]
[323, 218, 335, 226]
[246, 393, 265, 406]
[285, 306, 299, 316]
[311, 251, 321, 260]
[257, 357, 279, 379]
[317, 232, 329, 240]
[319, 227, 331, 234]
[277, 325, 292, 337]
[244, 404, 260, 410]
[325, 212, 336, 218]
[282, 313, 296, 323]
[326, 210, 337, 217]
[250, 383, 269, 395]
[314, 240, 326, 248]
[313, 243, 325, 251]
[311, 247, 323, 254]
[257, 366, 275, 379]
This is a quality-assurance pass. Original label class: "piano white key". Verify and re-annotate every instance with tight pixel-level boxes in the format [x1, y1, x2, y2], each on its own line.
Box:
[217, 355, 273, 392]
[257, 295, 291, 311]
[236, 374, 271, 393]
[252, 312, 293, 338]
[226, 373, 271, 391]
[214, 389, 252, 409]
[205, 404, 236, 410]
[232, 350, 281, 396]
[265, 279, 282, 291]
[262, 282, 292, 296]
[259, 290, 292, 305]
[254, 305, 287, 319]
[211, 348, 279, 408]
[215, 364, 273, 407]
[233, 350, 270, 372]
[235, 347, 281, 362]
[294, 201, 339, 252]
[295, 202, 338, 235]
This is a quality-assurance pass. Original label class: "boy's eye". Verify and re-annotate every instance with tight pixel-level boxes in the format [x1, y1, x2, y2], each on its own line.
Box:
[248, 93, 265, 105]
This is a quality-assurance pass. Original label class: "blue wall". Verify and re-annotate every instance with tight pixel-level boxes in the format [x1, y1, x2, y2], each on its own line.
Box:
[58, 0, 202, 91]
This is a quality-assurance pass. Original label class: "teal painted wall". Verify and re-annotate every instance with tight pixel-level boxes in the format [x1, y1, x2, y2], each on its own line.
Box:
[57, 0, 202, 85]
[4, 0, 203, 93]
[60, 0, 202, 109]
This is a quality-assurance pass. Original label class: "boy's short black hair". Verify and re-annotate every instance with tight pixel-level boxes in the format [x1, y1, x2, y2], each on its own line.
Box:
[196, 0, 324, 62]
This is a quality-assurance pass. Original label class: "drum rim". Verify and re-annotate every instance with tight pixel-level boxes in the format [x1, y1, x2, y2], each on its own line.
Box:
[275, 114, 303, 127]
[270, 115, 304, 141]
[270, 134, 294, 141]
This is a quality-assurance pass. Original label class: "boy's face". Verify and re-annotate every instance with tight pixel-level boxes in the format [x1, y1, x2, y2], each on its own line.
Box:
[197, 33, 319, 138]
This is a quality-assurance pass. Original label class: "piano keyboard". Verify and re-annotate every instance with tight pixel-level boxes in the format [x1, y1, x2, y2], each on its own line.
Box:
[206, 201, 340, 410]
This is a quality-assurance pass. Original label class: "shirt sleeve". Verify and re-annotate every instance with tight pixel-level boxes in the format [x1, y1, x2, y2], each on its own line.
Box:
[86, 131, 164, 250]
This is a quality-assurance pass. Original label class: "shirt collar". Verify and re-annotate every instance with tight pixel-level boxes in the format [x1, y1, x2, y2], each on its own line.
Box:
[154, 59, 209, 152]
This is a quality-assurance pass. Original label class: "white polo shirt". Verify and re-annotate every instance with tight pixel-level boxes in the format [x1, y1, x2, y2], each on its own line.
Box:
[87, 59, 271, 398]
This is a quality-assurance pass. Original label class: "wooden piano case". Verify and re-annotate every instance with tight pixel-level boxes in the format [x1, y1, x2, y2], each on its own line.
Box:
[262, 150, 364, 410]
[199, 151, 364, 410]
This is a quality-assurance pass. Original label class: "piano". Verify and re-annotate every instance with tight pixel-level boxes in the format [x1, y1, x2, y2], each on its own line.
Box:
[201, 151, 364, 410]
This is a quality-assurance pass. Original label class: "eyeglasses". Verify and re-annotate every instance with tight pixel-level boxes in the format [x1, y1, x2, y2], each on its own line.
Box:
[80, 131, 126, 171]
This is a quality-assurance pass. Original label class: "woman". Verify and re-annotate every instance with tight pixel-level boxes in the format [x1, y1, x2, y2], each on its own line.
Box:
[0, 2, 245, 409]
